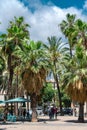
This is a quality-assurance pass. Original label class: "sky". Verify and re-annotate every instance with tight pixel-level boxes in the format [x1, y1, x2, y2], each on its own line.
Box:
[0, 0, 87, 43]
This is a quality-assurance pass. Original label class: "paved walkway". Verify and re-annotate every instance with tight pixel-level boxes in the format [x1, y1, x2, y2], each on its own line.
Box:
[0, 115, 87, 130]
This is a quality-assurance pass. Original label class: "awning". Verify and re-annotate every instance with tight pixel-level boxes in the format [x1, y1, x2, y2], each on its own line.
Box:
[4, 97, 30, 103]
[0, 100, 4, 104]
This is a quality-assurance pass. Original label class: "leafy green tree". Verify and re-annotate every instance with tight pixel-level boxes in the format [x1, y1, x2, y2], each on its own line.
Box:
[61, 89, 71, 107]
[41, 83, 55, 103]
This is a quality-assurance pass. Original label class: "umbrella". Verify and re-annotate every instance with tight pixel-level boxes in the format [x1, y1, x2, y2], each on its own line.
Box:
[4, 97, 30, 103]
[0, 100, 4, 104]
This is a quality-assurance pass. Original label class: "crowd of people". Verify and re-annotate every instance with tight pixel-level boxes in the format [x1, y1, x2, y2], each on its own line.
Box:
[3, 105, 58, 123]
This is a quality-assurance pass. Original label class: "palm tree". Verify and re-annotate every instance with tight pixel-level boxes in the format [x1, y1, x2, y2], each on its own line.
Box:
[17, 40, 48, 122]
[0, 16, 30, 96]
[60, 15, 87, 121]
[44, 36, 68, 115]
[63, 43, 87, 122]
[60, 13, 87, 51]
[74, 19, 87, 49]
[60, 13, 76, 57]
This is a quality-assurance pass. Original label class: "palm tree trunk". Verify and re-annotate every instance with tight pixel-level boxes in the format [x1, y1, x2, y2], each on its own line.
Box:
[15, 72, 18, 116]
[8, 55, 14, 114]
[78, 103, 84, 122]
[31, 93, 37, 122]
[55, 74, 63, 116]
[70, 46, 73, 57]
[53, 60, 63, 116]
[8, 55, 13, 94]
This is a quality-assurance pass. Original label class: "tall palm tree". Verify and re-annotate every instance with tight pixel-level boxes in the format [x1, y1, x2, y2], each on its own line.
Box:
[60, 13, 76, 57]
[17, 40, 48, 122]
[60, 14, 87, 121]
[63, 43, 87, 122]
[0, 16, 30, 95]
[44, 36, 68, 115]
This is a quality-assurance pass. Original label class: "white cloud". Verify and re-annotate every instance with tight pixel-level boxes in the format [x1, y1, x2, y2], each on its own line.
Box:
[0, 0, 31, 32]
[0, 0, 87, 43]
[28, 5, 87, 42]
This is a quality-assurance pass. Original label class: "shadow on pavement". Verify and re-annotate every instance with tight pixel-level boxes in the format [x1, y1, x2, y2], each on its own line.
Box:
[0, 128, 6, 130]
[38, 118, 60, 122]
[0, 121, 25, 125]
[64, 119, 87, 123]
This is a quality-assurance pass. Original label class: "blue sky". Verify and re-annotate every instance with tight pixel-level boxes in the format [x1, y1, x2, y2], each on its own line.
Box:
[0, 0, 87, 43]
[43, 0, 84, 8]
[19, 0, 85, 9]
